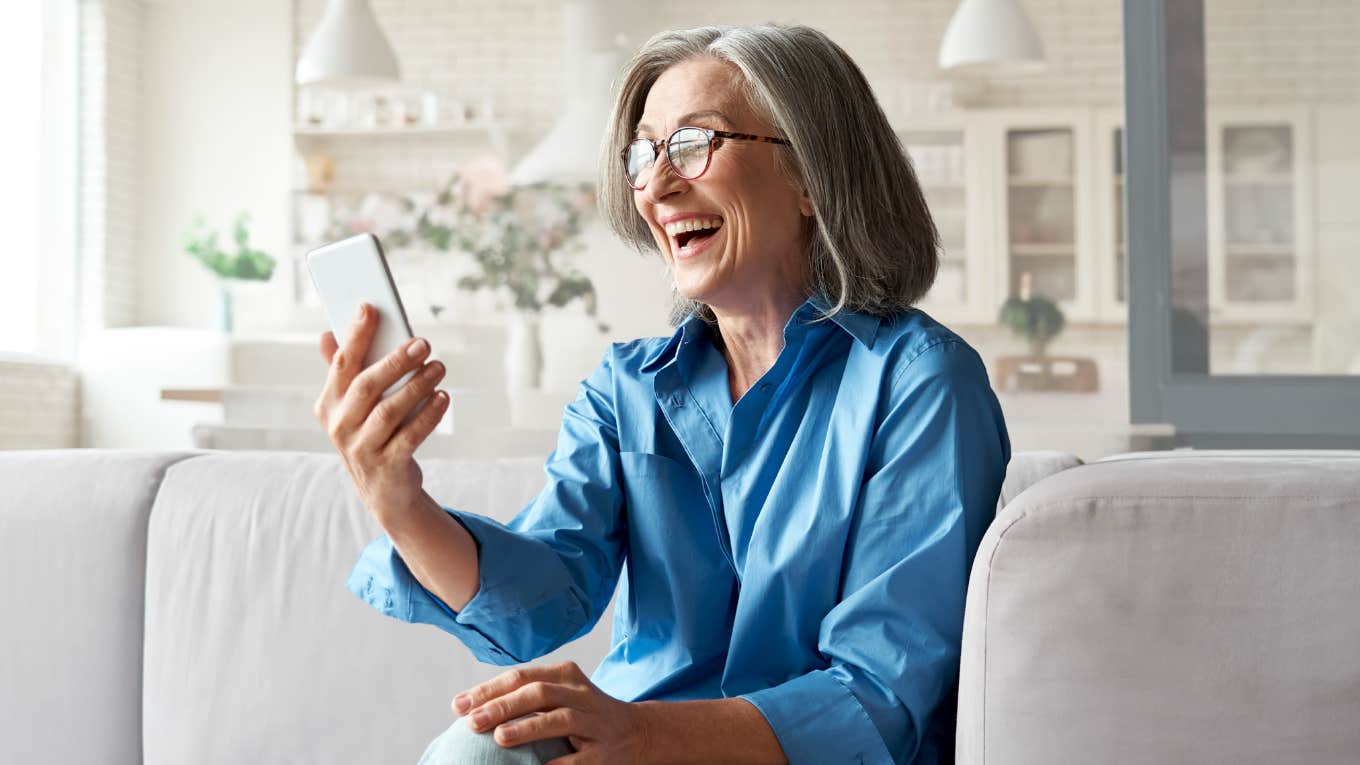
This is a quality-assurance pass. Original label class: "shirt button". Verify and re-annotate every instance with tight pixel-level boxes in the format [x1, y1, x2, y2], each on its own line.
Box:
[759, 383, 773, 393]
[670, 393, 685, 407]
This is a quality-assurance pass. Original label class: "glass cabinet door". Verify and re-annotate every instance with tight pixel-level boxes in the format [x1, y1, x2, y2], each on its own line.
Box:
[1005, 127, 1078, 303]
[1213, 119, 1307, 313]
[902, 130, 968, 304]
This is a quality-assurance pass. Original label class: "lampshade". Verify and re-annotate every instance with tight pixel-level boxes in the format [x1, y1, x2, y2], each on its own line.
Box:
[509, 50, 620, 186]
[938, 0, 1045, 73]
[296, 0, 400, 87]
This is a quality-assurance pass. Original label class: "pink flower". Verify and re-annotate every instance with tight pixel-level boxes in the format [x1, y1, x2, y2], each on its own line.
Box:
[458, 156, 510, 215]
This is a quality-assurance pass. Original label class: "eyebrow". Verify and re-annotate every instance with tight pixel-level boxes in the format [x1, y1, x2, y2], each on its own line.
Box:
[635, 110, 735, 136]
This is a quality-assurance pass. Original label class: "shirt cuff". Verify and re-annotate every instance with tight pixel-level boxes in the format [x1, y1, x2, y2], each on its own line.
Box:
[739, 669, 897, 765]
[344, 506, 583, 666]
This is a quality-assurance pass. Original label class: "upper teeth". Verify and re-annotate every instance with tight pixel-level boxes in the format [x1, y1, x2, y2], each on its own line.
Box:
[664, 218, 723, 237]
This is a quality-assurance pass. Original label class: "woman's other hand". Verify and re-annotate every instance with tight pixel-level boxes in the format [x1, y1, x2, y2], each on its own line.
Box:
[451, 661, 655, 764]
[314, 302, 449, 525]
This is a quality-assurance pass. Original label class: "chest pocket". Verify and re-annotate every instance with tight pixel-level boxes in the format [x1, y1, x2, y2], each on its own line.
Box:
[615, 452, 735, 650]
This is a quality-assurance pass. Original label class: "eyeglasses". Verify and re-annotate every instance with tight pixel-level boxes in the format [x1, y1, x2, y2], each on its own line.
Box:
[622, 126, 791, 190]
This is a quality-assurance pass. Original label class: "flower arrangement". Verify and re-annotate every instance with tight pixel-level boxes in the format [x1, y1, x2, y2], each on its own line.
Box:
[183, 212, 276, 281]
[416, 158, 608, 332]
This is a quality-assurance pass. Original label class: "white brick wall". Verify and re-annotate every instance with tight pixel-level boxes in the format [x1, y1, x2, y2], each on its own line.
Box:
[0, 360, 81, 449]
[79, 0, 141, 331]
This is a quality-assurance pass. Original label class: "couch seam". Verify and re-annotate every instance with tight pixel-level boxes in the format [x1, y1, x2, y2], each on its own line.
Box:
[139, 450, 213, 764]
[978, 507, 1031, 765]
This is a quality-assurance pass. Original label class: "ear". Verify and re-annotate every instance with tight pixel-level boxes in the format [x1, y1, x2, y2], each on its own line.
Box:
[798, 191, 815, 218]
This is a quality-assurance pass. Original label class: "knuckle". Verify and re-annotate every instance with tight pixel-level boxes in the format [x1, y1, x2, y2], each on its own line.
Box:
[507, 669, 527, 687]
[370, 404, 395, 429]
[560, 708, 582, 728]
[526, 681, 549, 704]
[350, 376, 373, 399]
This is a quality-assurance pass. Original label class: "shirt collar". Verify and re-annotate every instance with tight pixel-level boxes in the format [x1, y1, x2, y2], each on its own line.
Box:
[639, 294, 881, 373]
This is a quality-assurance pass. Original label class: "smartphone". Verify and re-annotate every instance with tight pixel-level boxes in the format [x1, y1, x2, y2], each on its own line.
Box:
[306, 233, 423, 405]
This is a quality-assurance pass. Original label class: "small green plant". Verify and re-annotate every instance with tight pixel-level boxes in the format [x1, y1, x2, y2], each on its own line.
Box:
[183, 212, 276, 281]
[998, 293, 1065, 357]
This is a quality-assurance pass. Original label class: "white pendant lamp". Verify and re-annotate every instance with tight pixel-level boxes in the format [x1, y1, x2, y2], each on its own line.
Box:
[296, 0, 400, 87]
[509, 0, 617, 186]
[938, 0, 1045, 73]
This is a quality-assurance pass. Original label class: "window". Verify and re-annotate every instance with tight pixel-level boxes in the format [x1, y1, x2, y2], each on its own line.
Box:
[1126, 0, 1360, 446]
[0, 1, 79, 362]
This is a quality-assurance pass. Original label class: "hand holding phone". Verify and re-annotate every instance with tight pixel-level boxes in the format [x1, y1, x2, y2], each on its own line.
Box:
[308, 234, 450, 525]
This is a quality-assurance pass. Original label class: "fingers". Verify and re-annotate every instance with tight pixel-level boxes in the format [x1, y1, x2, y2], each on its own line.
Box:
[467, 681, 572, 736]
[363, 357, 446, 449]
[456, 663, 582, 717]
[321, 303, 378, 405]
[347, 334, 430, 416]
[492, 708, 581, 749]
[382, 388, 449, 458]
[319, 331, 337, 364]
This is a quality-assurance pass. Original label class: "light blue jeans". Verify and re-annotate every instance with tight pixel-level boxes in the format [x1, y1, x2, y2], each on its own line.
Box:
[417, 714, 575, 765]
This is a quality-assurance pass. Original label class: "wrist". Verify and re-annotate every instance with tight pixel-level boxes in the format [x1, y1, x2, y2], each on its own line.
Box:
[633, 700, 667, 764]
[375, 491, 439, 534]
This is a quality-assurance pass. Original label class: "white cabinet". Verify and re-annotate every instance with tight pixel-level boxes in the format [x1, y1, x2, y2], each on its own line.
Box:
[897, 113, 996, 324]
[1093, 108, 1127, 322]
[992, 109, 1100, 322]
[1207, 107, 1314, 323]
[900, 106, 1314, 327]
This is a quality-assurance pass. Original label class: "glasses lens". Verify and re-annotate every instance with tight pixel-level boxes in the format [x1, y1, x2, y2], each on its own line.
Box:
[624, 139, 655, 188]
[667, 128, 711, 178]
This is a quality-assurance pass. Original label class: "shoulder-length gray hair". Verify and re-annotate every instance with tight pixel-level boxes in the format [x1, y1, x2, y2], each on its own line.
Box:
[598, 23, 939, 325]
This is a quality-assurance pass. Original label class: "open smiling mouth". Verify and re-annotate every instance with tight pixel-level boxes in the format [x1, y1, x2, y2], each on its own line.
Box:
[665, 218, 724, 256]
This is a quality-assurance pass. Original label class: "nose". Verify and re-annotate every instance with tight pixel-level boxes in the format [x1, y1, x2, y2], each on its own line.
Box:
[637, 148, 688, 205]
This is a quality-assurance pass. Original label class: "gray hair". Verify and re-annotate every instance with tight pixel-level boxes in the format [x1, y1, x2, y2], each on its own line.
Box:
[597, 23, 939, 326]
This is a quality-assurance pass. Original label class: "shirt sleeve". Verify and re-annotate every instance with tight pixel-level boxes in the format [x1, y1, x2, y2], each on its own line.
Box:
[739, 339, 1011, 764]
[344, 347, 627, 666]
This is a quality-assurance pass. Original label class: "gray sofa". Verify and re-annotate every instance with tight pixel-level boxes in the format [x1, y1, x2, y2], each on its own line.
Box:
[1, 447, 1355, 764]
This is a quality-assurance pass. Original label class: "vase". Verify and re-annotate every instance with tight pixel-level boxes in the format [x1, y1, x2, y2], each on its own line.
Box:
[217, 281, 234, 334]
[505, 312, 543, 391]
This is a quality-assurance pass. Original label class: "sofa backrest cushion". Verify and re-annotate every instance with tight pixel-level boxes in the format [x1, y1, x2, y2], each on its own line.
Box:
[138, 448, 1074, 763]
[957, 450, 1360, 764]
[0, 448, 197, 765]
[140, 451, 611, 764]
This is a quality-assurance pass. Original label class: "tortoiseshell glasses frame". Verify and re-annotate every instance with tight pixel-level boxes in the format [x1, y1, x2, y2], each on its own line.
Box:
[622, 126, 791, 190]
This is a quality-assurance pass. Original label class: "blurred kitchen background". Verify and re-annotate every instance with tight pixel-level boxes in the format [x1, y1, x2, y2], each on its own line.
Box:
[2, 0, 1356, 460]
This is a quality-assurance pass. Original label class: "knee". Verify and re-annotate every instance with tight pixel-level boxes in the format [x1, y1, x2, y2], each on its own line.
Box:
[416, 716, 567, 765]
[417, 717, 504, 765]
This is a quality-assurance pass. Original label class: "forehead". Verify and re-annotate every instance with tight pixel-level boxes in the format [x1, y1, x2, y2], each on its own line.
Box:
[636, 57, 747, 133]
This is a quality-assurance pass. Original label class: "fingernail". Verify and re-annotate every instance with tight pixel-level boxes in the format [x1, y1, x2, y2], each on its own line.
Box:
[454, 694, 470, 714]
[355, 303, 367, 320]
[406, 338, 428, 357]
[471, 709, 489, 729]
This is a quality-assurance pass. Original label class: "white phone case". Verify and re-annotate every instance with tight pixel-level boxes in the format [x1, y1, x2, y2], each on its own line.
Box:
[305, 233, 422, 405]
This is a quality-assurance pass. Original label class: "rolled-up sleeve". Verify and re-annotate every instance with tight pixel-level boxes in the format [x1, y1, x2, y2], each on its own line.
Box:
[739, 340, 1011, 764]
[345, 348, 628, 665]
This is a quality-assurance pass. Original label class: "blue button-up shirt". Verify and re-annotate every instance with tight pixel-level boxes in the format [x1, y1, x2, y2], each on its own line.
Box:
[347, 295, 1010, 764]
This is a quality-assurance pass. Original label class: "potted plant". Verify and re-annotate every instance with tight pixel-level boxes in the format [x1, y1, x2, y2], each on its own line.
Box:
[994, 273, 1098, 393]
[183, 212, 276, 333]
[416, 157, 608, 390]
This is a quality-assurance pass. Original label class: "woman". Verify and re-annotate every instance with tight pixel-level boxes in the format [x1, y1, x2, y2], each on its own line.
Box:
[315, 23, 1010, 765]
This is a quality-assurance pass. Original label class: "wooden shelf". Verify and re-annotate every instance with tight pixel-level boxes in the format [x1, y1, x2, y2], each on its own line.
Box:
[1012, 243, 1076, 257]
[1225, 243, 1293, 256]
[1008, 175, 1074, 187]
[161, 387, 223, 403]
[1224, 172, 1292, 186]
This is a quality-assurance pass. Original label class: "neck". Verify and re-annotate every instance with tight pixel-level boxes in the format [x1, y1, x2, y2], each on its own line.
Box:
[709, 289, 808, 403]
